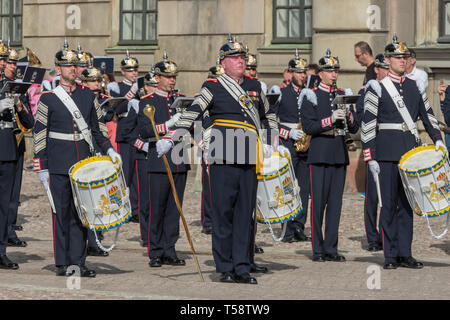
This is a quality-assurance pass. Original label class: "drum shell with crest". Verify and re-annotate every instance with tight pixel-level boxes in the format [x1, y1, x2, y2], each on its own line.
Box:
[69, 155, 132, 231]
[256, 152, 302, 224]
[398, 145, 450, 218]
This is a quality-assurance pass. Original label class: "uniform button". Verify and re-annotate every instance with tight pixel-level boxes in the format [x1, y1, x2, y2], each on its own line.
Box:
[244, 114, 247, 117]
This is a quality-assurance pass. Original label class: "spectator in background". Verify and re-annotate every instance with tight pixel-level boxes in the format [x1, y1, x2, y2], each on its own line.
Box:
[306, 63, 319, 76]
[354, 41, 376, 85]
[406, 49, 428, 92]
[306, 63, 320, 89]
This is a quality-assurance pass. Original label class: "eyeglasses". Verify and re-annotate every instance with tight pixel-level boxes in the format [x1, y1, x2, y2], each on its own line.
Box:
[354, 53, 362, 58]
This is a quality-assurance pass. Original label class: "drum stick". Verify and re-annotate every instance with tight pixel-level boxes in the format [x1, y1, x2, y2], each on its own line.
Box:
[144, 105, 204, 282]
[46, 185, 56, 213]
[374, 174, 383, 208]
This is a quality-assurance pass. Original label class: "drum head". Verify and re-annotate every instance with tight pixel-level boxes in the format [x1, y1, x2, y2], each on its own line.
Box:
[399, 145, 446, 175]
[258, 153, 289, 179]
[70, 156, 120, 187]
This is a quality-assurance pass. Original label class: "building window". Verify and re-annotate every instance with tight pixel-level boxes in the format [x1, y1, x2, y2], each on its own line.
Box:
[273, 0, 312, 44]
[439, 0, 450, 42]
[0, 0, 22, 46]
[120, 0, 157, 45]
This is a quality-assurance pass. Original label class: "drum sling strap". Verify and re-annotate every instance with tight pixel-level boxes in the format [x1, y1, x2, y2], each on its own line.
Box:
[54, 85, 95, 155]
[381, 77, 421, 144]
[217, 74, 264, 173]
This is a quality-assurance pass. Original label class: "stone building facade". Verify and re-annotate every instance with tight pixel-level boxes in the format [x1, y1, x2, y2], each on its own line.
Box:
[13, 0, 450, 191]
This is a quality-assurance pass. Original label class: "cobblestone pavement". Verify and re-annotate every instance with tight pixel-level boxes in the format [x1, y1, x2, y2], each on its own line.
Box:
[0, 169, 449, 300]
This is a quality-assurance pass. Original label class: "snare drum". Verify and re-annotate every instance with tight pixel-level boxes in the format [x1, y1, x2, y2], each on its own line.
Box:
[398, 145, 450, 218]
[69, 155, 131, 231]
[256, 152, 302, 225]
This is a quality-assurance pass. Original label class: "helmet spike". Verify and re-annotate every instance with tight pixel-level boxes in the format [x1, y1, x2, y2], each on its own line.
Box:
[227, 33, 233, 42]
[163, 49, 168, 61]
[392, 32, 398, 43]
[63, 38, 68, 50]
[325, 48, 331, 57]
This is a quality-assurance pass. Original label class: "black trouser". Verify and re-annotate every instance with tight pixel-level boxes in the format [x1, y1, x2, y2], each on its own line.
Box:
[285, 151, 310, 236]
[210, 164, 256, 276]
[364, 163, 382, 246]
[50, 174, 87, 267]
[117, 142, 138, 217]
[136, 159, 149, 245]
[8, 152, 23, 239]
[0, 161, 16, 255]
[147, 172, 187, 259]
[309, 164, 346, 256]
[201, 161, 212, 229]
[379, 161, 413, 262]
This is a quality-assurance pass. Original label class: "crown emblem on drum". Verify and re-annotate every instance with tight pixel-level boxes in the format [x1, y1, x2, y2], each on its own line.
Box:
[437, 172, 448, 183]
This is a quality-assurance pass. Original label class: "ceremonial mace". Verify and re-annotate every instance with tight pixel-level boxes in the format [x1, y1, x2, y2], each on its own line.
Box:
[144, 105, 204, 282]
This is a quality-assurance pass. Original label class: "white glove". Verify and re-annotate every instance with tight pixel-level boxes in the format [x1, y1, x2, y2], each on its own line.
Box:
[156, 139, 174, 158]
[164, 113, 182, 130]
[107, 148, 123, 166]
[435, 140, 447, 153]
[368, 160, 380, 179]
[37, 169, 50, 190]
[127, 99, 140, 114]
[277, 145, 291, 158]
[263, 144, 273, 158]
[107, 82, 120, 95]
[289, 128, 304, 140]
[331, 109, 346, 123]
[142, 142, 149, 153]
[0, 97, 15, 113]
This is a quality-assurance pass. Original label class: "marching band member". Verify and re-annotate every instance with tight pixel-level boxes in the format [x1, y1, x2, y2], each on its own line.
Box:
[4, 47, 31, 248]
[79, 64, 110, 257]
[134, 70, 159, 248]
[275, 51, 312, 243]
[33, 41, 121, 277]
[136, 52, 188, 268]
[75, 44, 93, 84]
[107, 51, 140, 223]
[361, 35, 443, 269]
[0, 48, 34, 270]
[155, 36, 281, 284]
[300, 49, 359, 262]
[356, 54, 389, 252]
[200, 64, 224, 235]
[244, 53, 267, 95]
[244, 51, 267, 256]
